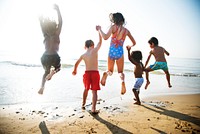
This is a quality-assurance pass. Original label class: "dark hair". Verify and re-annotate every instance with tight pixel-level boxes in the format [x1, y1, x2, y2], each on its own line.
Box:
[131, 51, 142, 61]
[109, 12, 125, 25]
[85, 40, 94, 48]
[148, 37, 158, 46]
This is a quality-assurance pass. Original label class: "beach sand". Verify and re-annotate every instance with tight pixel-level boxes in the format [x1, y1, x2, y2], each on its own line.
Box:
[0, 94, 200, 134]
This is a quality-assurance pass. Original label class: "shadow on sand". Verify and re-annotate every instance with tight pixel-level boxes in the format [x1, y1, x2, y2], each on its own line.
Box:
[89, 112, 132, 134]
[39, 121, 50, 134]
[150, 127, 167, 134]
[142, 104, 200, 127]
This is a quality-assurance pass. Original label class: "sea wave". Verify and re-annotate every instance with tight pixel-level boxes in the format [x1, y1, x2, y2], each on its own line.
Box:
[0, 61, 41, 67]
[1, 60, 200, 78]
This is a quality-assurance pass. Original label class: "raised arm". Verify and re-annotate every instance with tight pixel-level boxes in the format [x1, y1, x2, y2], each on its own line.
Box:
[39, 16, 45, 35]
[126, 46, 137, 65]
[54, 4, 62, 35]
[95, 26, 102, 51]
[126, 30, 136, 49]
[98, 25, 113, 40]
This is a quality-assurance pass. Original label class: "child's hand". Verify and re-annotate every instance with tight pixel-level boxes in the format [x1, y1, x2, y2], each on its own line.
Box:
[72, 71, 77, 75]
[126, 46, 131, 51]
[96, 25, 101, 31]
[53, 4, 59, 10]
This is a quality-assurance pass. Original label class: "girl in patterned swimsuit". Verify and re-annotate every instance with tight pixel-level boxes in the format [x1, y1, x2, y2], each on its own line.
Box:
[96, 12, 136, 94]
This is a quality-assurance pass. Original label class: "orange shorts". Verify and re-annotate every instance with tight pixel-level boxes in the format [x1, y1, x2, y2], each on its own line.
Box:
[83, 71, 100, 90]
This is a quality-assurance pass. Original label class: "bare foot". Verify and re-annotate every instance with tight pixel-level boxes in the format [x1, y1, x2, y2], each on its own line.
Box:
[38, 87, 44, 95]
[145, 81, 150, 89]
[91, 110, 99, 115]
[100, 72, 107, 86]
[82, 105, 85, 110]
[169, 84, 172, 88]
[45, 70, 56, 81]
[121, 82, 126, 95]
[134, 101, 141, 105]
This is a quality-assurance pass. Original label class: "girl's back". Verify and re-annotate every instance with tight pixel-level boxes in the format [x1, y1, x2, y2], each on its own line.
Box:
[112, 25, 127, 41]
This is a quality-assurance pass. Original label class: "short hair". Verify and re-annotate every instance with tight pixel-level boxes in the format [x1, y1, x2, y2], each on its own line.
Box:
[109, 12, 125, 25]
[148, 37, 158, 46]
[131, 51, 142, 61]
[85, 40, 94, 48]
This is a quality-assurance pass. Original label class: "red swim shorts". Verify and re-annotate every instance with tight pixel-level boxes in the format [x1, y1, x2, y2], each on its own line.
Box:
[83, 71, 100, 90]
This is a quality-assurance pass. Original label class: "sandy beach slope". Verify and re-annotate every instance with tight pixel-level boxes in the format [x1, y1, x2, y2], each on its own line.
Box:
[0, 94, 200, 134]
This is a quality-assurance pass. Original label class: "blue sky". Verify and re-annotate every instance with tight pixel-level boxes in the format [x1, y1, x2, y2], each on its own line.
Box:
[0, 0, 199, 63]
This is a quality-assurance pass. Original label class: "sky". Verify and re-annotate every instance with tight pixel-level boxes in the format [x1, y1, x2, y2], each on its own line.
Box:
[0, 0, 200, 64]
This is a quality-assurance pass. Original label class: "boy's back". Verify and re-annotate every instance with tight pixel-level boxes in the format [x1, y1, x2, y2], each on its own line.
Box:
[82, 48, 99, 71]
[72, 32, 102, 75]
[151, 46, 168, 62]
[72, 30, 102, 113]
[145, 37, 172, 89]
[134, 62, 143, 78]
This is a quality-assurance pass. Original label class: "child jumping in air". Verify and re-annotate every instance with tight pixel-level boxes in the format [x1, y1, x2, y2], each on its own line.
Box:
[38, 4, 62, 95]
[127, 47, 144, 105]
[96, 12, 136, 95]
[72, 27, 102, 114]
[144, 37, 172, 89]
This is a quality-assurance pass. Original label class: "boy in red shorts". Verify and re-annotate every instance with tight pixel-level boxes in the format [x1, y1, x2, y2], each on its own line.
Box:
[72, 27, 102, 114]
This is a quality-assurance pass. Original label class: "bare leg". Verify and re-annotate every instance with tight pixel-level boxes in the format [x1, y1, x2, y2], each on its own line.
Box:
[101, 57, 114, 86]
[116, 56, 126, 95]
[100, 72, 108, 86]
[164, 70, 172, 88]
[82, 89, 88, 110]
[145, 71, 150, 89]
[133, 89, 141, 105]
[120, 74, 126, 95]
[144, 68, 152, 89]
[133, 91, 140, 101]
[92, 90, 98, 113]
[38, 71, 49, 95]
[46, 69, 56, 81]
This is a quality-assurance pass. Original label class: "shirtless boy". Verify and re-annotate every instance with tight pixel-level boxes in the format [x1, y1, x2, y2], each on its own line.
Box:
[127, 47, 144, 105]
[72, 27, 102, 114]
[144, 37, 172, 89]
[38, 4, 62, 94]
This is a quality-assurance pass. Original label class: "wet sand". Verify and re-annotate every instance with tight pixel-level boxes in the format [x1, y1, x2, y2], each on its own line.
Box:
[0, 94, 200, 134]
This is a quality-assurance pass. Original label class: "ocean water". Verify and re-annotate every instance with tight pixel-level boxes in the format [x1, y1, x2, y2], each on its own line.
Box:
[0, 52, 200, 105]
